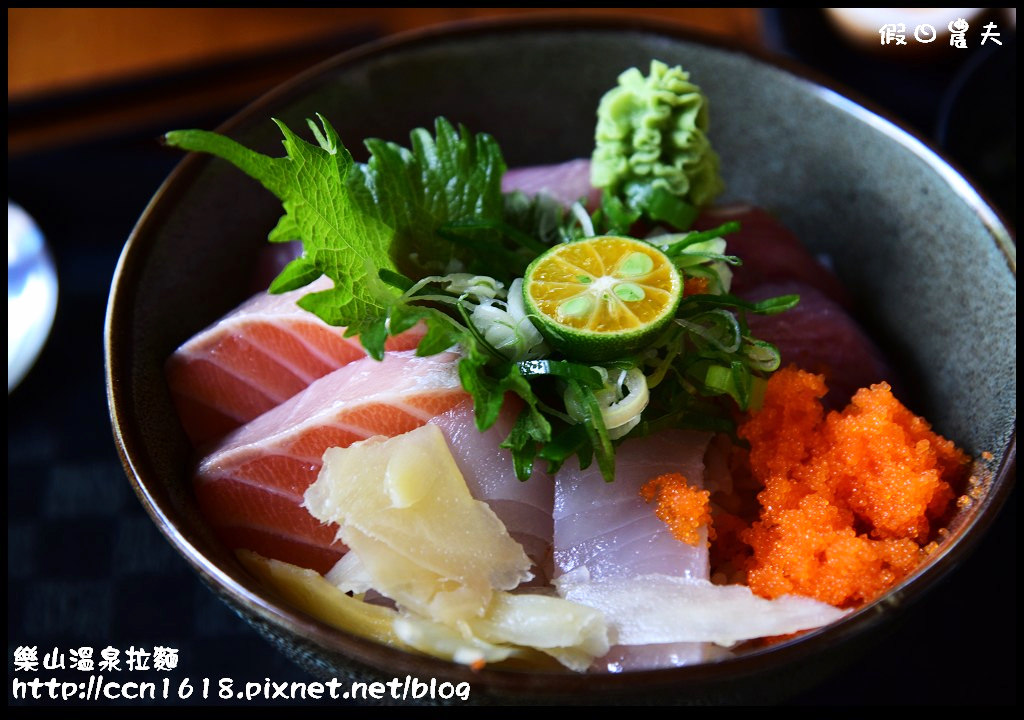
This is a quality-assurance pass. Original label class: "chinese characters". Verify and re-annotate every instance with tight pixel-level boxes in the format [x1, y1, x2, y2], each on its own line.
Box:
[13, 646, 179, 673]
[879, 19, 1002, 48]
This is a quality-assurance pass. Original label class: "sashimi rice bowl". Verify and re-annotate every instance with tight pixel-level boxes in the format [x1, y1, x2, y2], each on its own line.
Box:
[106, 21, 1016, 703]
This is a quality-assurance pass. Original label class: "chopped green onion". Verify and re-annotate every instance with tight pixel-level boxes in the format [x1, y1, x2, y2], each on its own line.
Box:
[631, 185, 697, 231]
[667, 220, 741, 253]
[564, 379, 615, 482]
[516, 359, 604, 388]
[744, 339, 781, 373]
[378, 268, 415, 292]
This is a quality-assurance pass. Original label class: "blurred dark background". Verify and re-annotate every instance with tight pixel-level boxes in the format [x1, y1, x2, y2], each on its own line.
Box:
[7, 8, 1015, 707]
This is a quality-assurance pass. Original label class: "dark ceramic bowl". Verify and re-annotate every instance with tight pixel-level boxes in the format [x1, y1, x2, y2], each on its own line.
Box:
[106, 17, 1016, 704]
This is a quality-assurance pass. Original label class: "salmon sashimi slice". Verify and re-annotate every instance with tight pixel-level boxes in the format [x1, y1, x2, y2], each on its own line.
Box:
[166, 276, 424, 447]
[194, 351, 466, 573]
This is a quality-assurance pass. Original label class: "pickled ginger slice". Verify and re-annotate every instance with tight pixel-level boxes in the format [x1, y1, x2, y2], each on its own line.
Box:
[391, 590, 610, 672]
[325, 551, 373, 595]
[236, 550, 411, 651]
[304, 423, 533, 623]
[167, 276, 424, 446]
[393, 616, 522, 667]
[555, 567, 849, 647]
[238, 551, 599, 671]
[326, 549, 608, 670]
[466, 592, 609, 672]
[194, 351, 465, 573]
[431, 399, 554, 578]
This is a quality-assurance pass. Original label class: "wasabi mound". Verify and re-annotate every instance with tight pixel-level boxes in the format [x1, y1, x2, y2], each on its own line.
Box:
[592, 60, 724, 215]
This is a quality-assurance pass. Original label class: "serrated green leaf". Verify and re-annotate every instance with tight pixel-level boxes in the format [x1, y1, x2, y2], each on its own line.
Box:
[365, 117, 507, 275]
[537, 424, 589, 475]
[268, 256, 321, 294]
[357, 319, 389, 361]
[165, 118, 397, 329]
[267, 213, 300, 243]
[416, 315, 464, 356]
[458, 354, 507, 431]
[500, 408, 542, 481]
[296, 285, 356, 326]
[565, 379, 614, 482]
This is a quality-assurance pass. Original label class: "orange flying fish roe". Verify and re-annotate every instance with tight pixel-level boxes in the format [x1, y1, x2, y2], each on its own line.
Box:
[640, 473, 713, 547]
[737, 366, 970, 608]
[683, 276, 710, 296]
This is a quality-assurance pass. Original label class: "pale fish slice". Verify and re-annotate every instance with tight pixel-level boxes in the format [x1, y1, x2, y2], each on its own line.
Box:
[431, 399, 554, 580]
[553, 430, 714, 670]
[554, 429, 712, 581]
[555, 568, 850, 648]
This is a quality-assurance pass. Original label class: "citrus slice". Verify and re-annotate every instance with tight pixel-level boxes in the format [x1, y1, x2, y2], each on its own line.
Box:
[523, 236, 682, 361]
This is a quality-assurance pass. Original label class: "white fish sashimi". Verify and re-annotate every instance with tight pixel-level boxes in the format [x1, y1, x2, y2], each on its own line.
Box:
[502, 159, 601, 209]
[553, 430, 714, 671]
[555, 568, 850, 648]
[430, 400, 554, 578]
[597, 643, 730, 673]
[554, 430, 712, 581]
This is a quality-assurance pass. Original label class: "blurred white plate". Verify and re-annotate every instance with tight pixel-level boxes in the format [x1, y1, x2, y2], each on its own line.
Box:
[8, 201, 58, 392]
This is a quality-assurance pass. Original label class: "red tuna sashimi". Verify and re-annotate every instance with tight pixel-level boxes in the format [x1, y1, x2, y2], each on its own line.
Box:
[744, 281, 897, 409]
[693, 205, 851, 307]
[166, 277, 424, 447]
[502, 159, 601, 209]
[430, 399, 554, 580]
[194, 351, 466, 573]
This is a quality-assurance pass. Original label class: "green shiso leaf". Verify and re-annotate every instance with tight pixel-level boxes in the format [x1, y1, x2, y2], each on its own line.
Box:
[268, 256, 321, 294]
[165, 115, 397, 333]
[365, 117, 507, 276]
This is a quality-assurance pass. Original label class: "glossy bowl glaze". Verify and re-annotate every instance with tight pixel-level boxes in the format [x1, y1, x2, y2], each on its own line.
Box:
[106, 17, 1016, 704]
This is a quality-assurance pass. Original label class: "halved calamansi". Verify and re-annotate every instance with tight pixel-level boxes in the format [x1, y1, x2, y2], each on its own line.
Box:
[523, 236, 682, 361]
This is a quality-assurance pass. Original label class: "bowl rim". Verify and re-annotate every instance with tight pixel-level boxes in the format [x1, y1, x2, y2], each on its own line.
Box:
[105, 13, 1017, 695]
